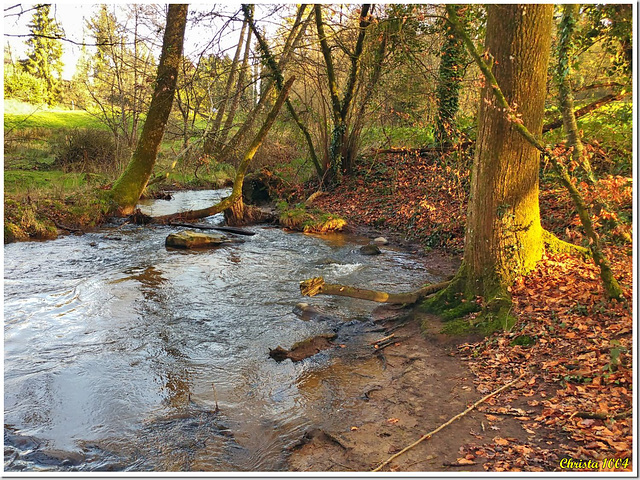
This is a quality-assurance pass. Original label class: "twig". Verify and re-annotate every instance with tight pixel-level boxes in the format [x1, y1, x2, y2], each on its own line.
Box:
[52, 219, 83, 233]
[371, 374, 525, 472]
[370, 333, 395, 345]
[443, 460, 477, 467]
[373, 339, 401, 352]
[330, 460, 355, 471]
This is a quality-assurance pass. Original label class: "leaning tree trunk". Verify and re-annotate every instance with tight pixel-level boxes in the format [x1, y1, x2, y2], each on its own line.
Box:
[425, 5, 554, 323]
[556, 3, 594, 181]
[109, 4, 188, 215]
[153, 76, 296, 224]
[203, 12, 249, 155]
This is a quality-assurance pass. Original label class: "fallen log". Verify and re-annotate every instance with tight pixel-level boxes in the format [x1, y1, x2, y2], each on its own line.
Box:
[374, 142, 472, 156]
[542, 92, 629, 133]
[168, 222, 256, 236]
[300, 276, 450, 304]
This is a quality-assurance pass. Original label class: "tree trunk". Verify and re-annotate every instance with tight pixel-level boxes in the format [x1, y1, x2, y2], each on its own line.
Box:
[203, 12, 249, 155]
[300, 277, 450, 304]
[556, 4, 594, 180]
[425, 5, 553, 324]
[542, 92, 628, 133]
[434, 5, 467, 147]
[218, 21, 253, 148]
[465, 4, 552, 288]
[216, 6, 310, 165]
[315, 4, 371, 182]
[109, 4, 188, 215]
[242, 4, 324, 179]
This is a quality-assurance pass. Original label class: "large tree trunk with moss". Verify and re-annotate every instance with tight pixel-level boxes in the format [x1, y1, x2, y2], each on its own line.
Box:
[109, 4, 188, 215]
[426, 5, 553, 323]
[446, 5, 623, 302]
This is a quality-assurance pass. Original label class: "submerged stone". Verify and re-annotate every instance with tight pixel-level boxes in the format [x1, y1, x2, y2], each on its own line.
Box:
[360, 244, 381, 255]
[165, 230, 230, 249]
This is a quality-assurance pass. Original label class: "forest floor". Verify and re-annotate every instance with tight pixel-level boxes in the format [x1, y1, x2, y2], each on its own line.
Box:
[287, 152, 633, 473]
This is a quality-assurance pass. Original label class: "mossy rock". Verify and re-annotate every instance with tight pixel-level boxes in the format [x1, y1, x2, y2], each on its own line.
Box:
[165, 230, 231, 249]
[279, 205, 346, 234]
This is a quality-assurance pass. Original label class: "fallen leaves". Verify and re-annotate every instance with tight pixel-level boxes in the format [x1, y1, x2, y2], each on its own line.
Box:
[455, 246, 632, 471]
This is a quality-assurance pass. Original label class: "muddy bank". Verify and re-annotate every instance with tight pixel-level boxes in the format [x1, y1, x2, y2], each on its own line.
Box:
[286, 310, 555, 473]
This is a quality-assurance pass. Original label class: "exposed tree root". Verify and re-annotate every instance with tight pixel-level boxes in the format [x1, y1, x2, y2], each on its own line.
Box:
[299, 276, 450, 305]
[542, 229, 590, 257]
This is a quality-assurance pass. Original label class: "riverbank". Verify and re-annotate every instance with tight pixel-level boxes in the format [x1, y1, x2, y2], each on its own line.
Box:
[286, 153, 633, 472]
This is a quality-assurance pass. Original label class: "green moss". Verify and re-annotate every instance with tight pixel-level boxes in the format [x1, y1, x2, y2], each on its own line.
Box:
[511, 335, 535, 346]
[542, 229, 590, 257]
[438, 317, 475, 335]
[419, 268, 517, 336]
[278, 203, 346, 234]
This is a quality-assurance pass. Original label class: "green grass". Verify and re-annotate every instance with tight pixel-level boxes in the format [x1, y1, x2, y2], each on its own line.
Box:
[4, 100, 107, 132]
[361, 124, 435, 149]
[4, 170, 105, 195]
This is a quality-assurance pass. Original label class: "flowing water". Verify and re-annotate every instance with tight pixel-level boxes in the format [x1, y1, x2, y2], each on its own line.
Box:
[4, 189, 438, 472]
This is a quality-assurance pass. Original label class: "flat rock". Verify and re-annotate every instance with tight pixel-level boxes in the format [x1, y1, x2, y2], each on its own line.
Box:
[165, 230, 230, 249]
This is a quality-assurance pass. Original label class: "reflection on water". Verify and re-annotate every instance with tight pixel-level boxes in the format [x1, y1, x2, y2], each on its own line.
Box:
[4, 190, 437, 472]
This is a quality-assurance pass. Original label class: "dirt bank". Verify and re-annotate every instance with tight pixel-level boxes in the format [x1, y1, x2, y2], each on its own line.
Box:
[286, 308, 560, 473]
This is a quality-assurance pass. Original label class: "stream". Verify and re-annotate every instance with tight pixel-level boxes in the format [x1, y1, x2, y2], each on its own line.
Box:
[4, 189, 438, 472]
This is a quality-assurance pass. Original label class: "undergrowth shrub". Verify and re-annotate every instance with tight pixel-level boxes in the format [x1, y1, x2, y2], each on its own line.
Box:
[53, 128, 117, 173]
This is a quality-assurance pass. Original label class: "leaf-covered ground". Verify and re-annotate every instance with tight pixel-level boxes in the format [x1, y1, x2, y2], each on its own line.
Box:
[313, 152, 633, 472]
